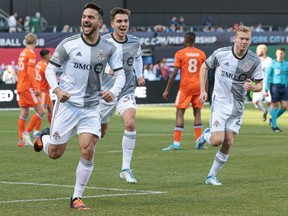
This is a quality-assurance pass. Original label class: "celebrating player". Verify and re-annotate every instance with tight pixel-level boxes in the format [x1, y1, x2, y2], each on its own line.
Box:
[195, 26, 263, 185]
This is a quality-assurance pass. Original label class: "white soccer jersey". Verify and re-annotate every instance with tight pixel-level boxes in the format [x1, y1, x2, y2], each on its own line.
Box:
[261, 56, 272, 90]
[101, 33, 142, 99]
[48, 33, 123, 107]
[206, 46, 263, 116]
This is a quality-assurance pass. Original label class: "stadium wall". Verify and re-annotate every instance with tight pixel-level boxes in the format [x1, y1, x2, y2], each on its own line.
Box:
[1, 0, 288, 31]
[1, 31, 288, 108]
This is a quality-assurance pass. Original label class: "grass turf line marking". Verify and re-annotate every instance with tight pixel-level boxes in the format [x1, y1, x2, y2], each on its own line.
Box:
[0, 181, 165, 204]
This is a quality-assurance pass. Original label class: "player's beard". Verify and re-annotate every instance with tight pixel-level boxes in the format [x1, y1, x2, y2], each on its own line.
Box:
[82, 21, 98, 37]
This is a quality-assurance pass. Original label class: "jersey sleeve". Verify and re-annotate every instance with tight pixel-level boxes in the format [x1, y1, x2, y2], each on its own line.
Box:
[205, 48, 222, 69]
[108, 47, 123, 72]
[252, 61, 263, 81]
[49, 42, 69, 67]
[173, 50, 182, 68]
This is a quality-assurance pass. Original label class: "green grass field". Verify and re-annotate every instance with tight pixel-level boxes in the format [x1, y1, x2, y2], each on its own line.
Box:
[1, 103, 288, 216]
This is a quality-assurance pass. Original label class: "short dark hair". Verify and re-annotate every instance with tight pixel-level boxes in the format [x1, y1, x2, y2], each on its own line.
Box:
[83, 3, 104, 18]
[185, 32, 196, 44]
[110, 7, 131, 20]
[277, 47, 286, 52]
[40, 49, 50, 58]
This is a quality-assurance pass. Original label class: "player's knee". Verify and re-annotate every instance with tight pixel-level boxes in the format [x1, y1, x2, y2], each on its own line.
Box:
[48, 146, 64, 159]
[48, 151, 63, 159]
[210, 137, 223, 147]
[125, 119, 135, 131]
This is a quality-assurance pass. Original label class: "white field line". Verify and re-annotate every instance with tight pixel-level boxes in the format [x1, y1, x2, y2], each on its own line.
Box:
[0, 181, 165, 204]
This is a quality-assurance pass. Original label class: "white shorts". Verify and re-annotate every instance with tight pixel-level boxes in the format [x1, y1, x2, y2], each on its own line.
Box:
[50, 101, 101, 145]
[100, 93, 136, 124]
[210, 109, 243, 135]
[252, 91, 271, 104]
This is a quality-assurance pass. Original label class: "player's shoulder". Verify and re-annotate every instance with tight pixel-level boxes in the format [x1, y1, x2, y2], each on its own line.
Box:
[246, 50, 261, 63]
[127, 34, 140, 41]
[215, 46, 231, 54]
[102, 33, 113, 40]
[59, 33, 81, 46]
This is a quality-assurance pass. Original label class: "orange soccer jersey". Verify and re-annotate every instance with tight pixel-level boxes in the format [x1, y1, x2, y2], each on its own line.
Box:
[174, 47, 206, 95]
[17, 48, 37, 93]
[35, 60, 53, 108]
[35, 60, 50, 93]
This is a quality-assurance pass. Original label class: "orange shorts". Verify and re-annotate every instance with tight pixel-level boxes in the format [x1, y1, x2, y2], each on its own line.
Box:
[39, 91, 53, 109]
[18, 88, 41, 107]
[175, 90, 203, 109]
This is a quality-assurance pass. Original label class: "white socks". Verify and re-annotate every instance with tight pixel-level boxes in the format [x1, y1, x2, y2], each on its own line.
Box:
[122, 130, 136, 170]
[42, 135, 50, 155]
[73, 157, 94, 199]
[208, 150, 229, 177]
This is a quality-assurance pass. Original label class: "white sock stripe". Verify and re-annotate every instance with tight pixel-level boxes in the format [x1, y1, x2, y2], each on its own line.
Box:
[80, 157, 94, 167]
[174, 126, 184, 131]
[124, 130, 136, 139]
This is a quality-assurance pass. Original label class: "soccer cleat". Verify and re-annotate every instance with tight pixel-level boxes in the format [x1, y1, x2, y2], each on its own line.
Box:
[22, 133, 33, 147]
[70, 197, 90, 210]
[33, 127, 50, 152]
[272, 127, 282, 133]
[120, 169, 137, 184]
[195, 128, 210, 150]
[18, 140, 24, 147]
[206, 176, 222, 186]
[162, 144, 181, 151]
[262, 111, 268, 122]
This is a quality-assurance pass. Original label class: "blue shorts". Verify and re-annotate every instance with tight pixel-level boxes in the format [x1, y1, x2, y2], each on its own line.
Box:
[269, 84, 288, 102]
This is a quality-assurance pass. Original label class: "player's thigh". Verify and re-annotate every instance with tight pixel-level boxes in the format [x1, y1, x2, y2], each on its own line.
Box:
[18, 88, 41, 107]
[252, 91, 263, 103]
[100, 98, 117, 124]
[50, 101, 78, 145]
[175, 91, 191, 109]
[117, 94, 136, 116]
[77, 104, 101, 139]
[270, 84, 282, 103]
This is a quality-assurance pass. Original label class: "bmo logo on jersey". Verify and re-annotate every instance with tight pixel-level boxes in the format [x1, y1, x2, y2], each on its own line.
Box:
[221, 70, 247, 81]
[73, 63, 92, 70]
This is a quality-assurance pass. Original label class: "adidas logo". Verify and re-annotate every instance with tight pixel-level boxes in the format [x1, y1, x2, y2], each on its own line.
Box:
[224, 62, 229, 66]
[76, 52, 82, 56]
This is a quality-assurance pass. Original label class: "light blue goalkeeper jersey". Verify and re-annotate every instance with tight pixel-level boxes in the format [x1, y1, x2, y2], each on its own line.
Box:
[264, 59, 288, 91]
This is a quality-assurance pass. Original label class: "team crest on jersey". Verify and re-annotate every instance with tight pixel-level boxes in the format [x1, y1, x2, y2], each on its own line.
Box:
[53, 131, 61, 140]
[128, 48, 134, 55]
[213, 120, 220, 128]
[243, 62, 251, 72]
[98, 50, 106, 61]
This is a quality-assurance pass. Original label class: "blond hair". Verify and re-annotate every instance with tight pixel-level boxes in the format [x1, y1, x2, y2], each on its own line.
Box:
[25, 33, 37, 45]
[234, 25, 252, 36]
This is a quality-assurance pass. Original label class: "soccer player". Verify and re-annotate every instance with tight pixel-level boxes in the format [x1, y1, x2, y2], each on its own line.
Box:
[252, 44, 272, 121]
[195, 26, 263, 185]
[100, 7, 145, 184]
[33, 49, 53, 137]
[264, 47, 288, 132]
[33, 3, 125, 210]
[17, 33, 45, 147]
[162, 32, 206, 151]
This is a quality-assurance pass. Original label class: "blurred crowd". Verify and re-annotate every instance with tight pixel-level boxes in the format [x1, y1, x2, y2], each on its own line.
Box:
[0, 13, 278, 33]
